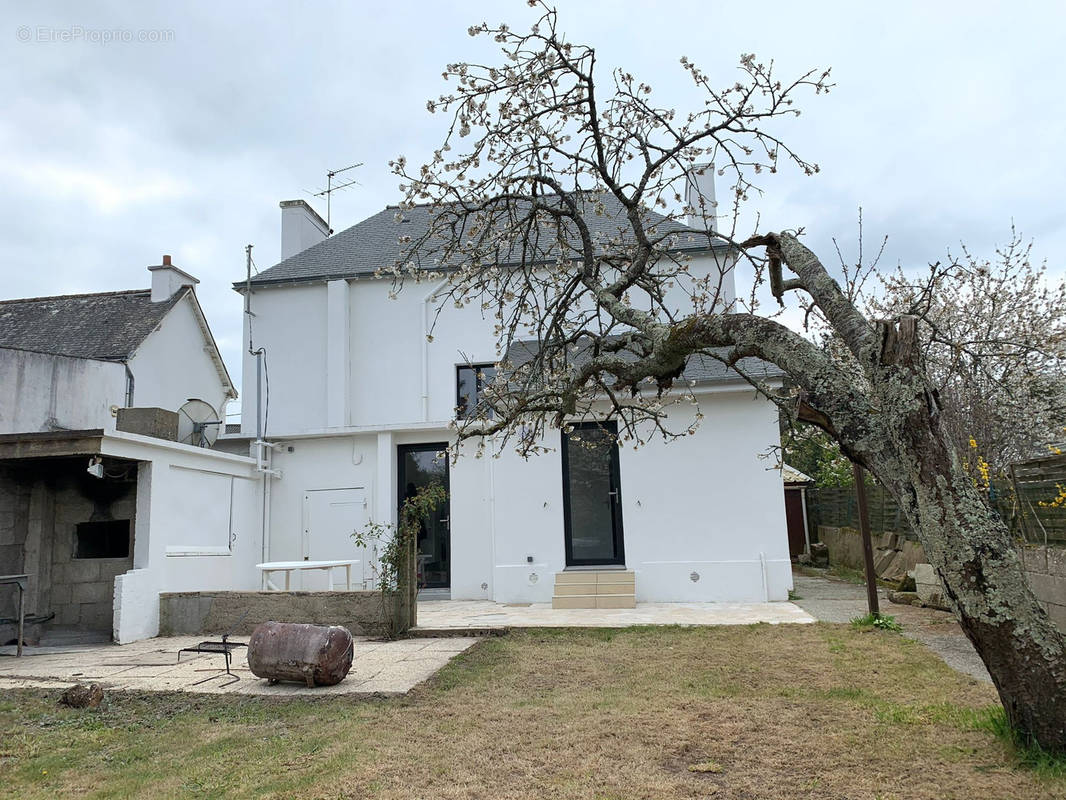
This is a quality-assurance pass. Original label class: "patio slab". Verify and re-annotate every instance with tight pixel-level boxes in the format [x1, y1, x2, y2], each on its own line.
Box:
[0, 634, 478, 697]
[414, 599, 815, 630]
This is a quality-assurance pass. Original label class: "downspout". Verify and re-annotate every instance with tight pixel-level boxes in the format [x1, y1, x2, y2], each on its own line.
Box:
[420, 278, 449, 421]
[488, 436, 497, 600]
[800, 486, 812, 555]
[124, 364, 135, 407]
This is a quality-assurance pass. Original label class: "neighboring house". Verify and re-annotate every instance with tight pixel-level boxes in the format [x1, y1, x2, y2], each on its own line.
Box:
[221, 170, 793, 606]
[0, 259, 259, 645]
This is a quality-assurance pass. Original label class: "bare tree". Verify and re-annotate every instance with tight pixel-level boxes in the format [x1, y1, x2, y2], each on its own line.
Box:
[870, 229, 1066, 479]
[389, 4, 1066, 750]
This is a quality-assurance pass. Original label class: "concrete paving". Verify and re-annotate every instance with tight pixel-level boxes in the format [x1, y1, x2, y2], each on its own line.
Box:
[414, 599, 815, 629]
[791, 571, 991, 682]
[0, 634, 478, 696]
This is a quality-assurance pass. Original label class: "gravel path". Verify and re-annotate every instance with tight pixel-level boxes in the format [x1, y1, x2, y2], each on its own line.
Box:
[791, 571, 991, 682]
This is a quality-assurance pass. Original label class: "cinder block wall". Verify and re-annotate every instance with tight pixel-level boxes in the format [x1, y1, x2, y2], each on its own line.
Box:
[1018, 545, 1066, 632]
[0, 465, 135, 643]
[819, 525, 1066, 633]
[159, 591, 403, 638]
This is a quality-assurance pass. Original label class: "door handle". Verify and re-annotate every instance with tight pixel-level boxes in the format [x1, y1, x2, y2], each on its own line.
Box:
[608, 490, 619, 498]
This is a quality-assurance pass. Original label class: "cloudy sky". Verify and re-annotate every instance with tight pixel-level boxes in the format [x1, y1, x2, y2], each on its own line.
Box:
[4, 1, 1063, 411]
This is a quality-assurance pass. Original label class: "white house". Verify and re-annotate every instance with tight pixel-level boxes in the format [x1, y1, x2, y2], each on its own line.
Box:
[222, 175, 792, 607]
[0, 259, 262, 645]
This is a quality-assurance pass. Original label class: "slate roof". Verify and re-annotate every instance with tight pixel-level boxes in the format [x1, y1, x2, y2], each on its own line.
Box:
[242, 193, 722, 288]
[502, 339, 785, 388]
[0, 289, 183, 362]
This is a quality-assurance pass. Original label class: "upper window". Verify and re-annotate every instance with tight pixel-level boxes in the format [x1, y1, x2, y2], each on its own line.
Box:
[456, 363, 497, 419]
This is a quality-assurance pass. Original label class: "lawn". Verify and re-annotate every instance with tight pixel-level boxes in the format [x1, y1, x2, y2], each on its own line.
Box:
[1, 624, 1063, 799]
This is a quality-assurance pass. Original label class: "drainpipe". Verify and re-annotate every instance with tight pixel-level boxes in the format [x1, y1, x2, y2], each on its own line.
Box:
[420, 278, 449, 421]
[800, 486, 812, 556]
[124, 364, 135, 407]
[759, 551, 769, 602]
[488, 436, 497, 600]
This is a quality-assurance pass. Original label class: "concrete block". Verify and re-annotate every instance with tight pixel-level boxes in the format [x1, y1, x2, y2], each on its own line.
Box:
[596, 595, 636, 609]
[0, 545, 22, 573]
[71, 581, 112, 605]
[1026, 572, 1066, 604]
[1019, 546, 1048, 574]
[50, 584, 72, 606]
[1047, 546, 1066, 578]
[878, 552, 908, 582]
[78, 603, 114, 631]
[552, 595, 597, 609]
[598, 582, 636, 596]
[55, 603, 79, 626]
[899, 540, 927, 571]
[1044, 602, 1066, 633]
[554, 584, 594, 596]
[116, 407, 179, 441]
[0, 522, 16, 546]
[873, 548, 897, 574]
[596, 571, 634, 584]
[67, 560, 101, 583]
[554, 572, 598, 586]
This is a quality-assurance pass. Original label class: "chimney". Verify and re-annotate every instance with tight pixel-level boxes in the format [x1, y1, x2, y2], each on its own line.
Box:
[685, 162, 717, 231]
[280, 199, 329, 261]
[148, 254, 199, 302]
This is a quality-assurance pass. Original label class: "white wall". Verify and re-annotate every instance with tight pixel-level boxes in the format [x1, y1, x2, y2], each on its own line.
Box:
[128, 293, 231, 420]
[240, 250, 733, 437]
[240, 283, 328, 435]
[102, 431, 261, 642]
[448, 387, 789, 602]
[617, 390, 791, 601]
[261, 435, 378, 567]
[251, 385, 789, 605]
[0, 347, 126, 433]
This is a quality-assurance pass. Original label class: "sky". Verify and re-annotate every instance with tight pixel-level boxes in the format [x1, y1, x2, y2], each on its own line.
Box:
[4, 0, 1064, 413]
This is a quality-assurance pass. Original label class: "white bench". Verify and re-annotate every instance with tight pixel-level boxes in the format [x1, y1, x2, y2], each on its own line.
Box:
[255, 560, 359, 591]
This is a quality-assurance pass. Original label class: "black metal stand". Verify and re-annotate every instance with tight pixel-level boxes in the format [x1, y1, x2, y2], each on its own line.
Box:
[178, 633, 248, 687]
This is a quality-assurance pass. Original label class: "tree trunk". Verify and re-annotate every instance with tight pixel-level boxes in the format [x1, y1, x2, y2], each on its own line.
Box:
[868, 318, 1066, 751]
[895, 422, 1066, 750]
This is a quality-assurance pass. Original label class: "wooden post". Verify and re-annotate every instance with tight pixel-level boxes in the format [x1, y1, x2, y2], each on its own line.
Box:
[852, 462, 880, 617]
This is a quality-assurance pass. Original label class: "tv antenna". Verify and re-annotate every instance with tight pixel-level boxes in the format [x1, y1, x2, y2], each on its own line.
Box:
[312, 162, 362, 234]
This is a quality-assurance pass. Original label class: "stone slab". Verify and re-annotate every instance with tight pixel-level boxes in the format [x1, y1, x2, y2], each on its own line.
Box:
[418, 599, 814, 628]
[0, 634, 478, 697]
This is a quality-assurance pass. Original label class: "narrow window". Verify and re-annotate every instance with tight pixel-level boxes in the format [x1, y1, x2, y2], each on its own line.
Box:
[456, 363, 497, 419]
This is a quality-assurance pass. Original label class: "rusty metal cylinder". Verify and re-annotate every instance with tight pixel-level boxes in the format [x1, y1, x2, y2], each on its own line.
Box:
[246, 622, 354, 687]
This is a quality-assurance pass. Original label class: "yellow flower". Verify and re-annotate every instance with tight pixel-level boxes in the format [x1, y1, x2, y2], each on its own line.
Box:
[969, 438, 977, 449]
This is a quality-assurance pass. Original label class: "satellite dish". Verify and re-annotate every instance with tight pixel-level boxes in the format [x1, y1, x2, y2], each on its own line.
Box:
[177, 399, 222, 447]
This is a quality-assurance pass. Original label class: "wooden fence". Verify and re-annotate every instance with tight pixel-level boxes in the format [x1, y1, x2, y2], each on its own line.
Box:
[1011, 453, 1066, 545]
[806, 453, 1066, 545]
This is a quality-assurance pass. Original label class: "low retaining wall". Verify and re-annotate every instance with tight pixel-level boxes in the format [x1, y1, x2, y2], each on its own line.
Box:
[159, 590, 406, 638]
[818, 526, 1066, 632]
[1018, 546, 1066, 631]
[817, 526, 926, 582]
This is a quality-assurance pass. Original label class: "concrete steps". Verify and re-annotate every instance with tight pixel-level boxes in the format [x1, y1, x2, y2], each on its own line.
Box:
[551, 570, 635, 609]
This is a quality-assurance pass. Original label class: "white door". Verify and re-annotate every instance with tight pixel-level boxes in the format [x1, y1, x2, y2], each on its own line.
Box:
[301, 488, 372, 589]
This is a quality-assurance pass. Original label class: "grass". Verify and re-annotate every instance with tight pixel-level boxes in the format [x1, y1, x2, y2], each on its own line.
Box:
[851, 612, 904, 632]
[1, 624, 1064, 798]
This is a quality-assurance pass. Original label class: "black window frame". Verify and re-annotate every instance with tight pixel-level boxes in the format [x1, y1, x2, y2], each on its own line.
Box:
[561, 420, 626, 567]
[455, 362, 497, 419]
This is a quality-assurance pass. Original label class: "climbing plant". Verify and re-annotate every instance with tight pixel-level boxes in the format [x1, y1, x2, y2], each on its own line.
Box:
[353, 483, 447, 637]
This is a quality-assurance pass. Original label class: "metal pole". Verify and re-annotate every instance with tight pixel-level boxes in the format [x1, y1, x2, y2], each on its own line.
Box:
[852, 462, 880, 617]
[16, 582, 24, 657]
